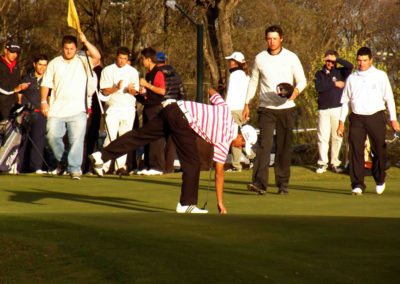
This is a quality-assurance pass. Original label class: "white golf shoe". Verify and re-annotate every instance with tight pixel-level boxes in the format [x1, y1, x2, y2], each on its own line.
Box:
[176, 203, 208, 214]
[89, 152, 104, 177]
[351, 187, 363, 196]
[376, 183, 385, 195]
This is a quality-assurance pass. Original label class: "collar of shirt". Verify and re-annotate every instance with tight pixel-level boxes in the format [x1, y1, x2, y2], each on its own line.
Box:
[1, 56, 17, 73]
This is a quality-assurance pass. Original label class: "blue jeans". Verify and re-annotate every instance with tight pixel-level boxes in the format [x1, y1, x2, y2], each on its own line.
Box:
[47, 112, 87, 174]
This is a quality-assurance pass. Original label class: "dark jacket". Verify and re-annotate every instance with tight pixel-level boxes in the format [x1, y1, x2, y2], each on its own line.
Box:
[314, 58, 353, 110]
[0, 58, 21, 121]
[136, 66, 164, 107]
[21, 71, 43, 110]
[158, 65, 186, 100]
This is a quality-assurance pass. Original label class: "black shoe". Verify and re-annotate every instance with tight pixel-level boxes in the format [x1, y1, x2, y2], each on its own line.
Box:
[56, 163, 67, 176]
[247, 183, 266, 195]
[331, 166, 344, 174]
[278, 188, 289, 195]
[116, 167, 129, 176]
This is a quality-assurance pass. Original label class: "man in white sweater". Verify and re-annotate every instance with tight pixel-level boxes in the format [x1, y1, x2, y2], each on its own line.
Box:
[337, 47, 399, 196]
[243, 25, 306, 195]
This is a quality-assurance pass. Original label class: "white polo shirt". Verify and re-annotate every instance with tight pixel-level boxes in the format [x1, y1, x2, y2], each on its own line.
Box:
[340, 66, 397, 121]
[225, 69, 249, 111]
[100, 63, 139, 112]
[41, 55, 88, 118]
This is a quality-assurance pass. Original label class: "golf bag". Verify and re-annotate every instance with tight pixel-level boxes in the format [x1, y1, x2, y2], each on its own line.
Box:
[0, 105, 29, 172]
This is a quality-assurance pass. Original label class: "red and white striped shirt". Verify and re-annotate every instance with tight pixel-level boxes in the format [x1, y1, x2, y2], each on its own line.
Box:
[178, 93, 237, 163]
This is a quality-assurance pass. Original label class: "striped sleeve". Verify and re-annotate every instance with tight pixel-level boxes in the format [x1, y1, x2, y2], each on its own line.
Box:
[213, 142, 230, 163]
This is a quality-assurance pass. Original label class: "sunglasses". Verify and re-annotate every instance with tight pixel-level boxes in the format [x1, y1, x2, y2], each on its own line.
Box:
[325, 60, 336, 64]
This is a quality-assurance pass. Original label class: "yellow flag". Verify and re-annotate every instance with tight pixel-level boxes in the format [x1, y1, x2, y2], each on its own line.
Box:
[67, 0, 81, 32]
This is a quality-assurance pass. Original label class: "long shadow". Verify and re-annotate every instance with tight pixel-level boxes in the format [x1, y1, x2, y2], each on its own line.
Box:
[6, 188, 174, 213]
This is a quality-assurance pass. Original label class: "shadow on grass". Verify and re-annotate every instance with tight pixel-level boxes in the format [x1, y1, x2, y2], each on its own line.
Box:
[6, 188, 173, 213]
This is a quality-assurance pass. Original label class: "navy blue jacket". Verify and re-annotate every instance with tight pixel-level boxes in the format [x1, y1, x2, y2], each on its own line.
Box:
[314, 58, 353, 110]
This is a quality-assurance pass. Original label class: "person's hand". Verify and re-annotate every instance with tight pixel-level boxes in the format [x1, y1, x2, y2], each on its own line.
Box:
[208, 88, 218, 97]
[218, 203, 227, 214]
[242, 104, 250, 121]
[117, 80, 123, 90]
[335, 81, 345, 89]
[78, 31, 87, 45]
[139, 86, 147, 95]
[14, 82, 31, 93]
[127, 83, 137, 96]
[391, 120, 400, 132]
[288, 87, 299, 101]
[41, 101, 49, 118]
[337, 121, 345, 137]
[139, 78, 149, 88]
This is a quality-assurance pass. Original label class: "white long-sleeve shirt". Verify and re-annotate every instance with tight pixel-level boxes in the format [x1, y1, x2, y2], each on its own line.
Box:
[339, 66, 397, 121]
[225, 69, 249, 111]
[245, 48, 307, 109]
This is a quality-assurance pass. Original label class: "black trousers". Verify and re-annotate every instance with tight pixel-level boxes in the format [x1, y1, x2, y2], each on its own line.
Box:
[252, 107, 295, 190]
[348, 111, 387, 190]
[18, 111, 47, 172]
[101, 104, 200, 205]
[143, 105, 166, 172]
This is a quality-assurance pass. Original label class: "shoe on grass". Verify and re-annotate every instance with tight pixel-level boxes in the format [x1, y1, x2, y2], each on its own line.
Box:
[176, 203, 208, 214]
[71, 172, 81, 180]
[331, 166, 344, 174]
[376, 183, 385, 195]
[316, 165, 328, 174]
[89, 152, 104, 177]
[247, 183, 266, 195]
[144, 169, 163, 176]
[352, 187, 363, 196]
[226, 167, 242, 172]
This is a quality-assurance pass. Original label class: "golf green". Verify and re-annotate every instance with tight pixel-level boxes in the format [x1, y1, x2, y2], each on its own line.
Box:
[1, 167, 399, 283]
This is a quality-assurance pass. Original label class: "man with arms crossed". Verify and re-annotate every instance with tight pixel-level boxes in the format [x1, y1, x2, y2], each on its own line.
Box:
[337, 47, 399, 195]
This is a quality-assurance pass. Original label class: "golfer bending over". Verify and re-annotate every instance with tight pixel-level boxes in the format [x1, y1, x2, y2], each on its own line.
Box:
[90, 88, 237, 214]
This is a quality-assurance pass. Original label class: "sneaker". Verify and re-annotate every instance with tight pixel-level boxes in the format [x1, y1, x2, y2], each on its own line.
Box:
[136, 169, 148, 175]
[316, 165, 328, 174]
[247, 183, 266, 195]
[144, 169, 163, 176]
[35, 169, 47, 174]
[176, 203, 208, 214]
[376, 183, 385, 195]
[226, 167, 242, 172]
[71, 172, 81, 180]
[89, 152, 104, 177]
[331, 166, 344, 174]
[352, 187, 363, 196]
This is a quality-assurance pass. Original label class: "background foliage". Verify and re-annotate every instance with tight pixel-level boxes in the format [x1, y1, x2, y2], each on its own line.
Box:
[1, 0, 399, 141]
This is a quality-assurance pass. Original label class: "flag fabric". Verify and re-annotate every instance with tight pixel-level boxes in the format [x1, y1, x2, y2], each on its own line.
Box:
[67, 0, 81, 32]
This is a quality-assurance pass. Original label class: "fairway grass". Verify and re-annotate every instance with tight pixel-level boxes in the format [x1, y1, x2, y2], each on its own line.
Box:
[1, 167, 399, 283]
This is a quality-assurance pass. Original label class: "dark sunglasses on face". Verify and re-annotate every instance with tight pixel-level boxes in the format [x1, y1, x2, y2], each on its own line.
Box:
[325, 60, 336, 64]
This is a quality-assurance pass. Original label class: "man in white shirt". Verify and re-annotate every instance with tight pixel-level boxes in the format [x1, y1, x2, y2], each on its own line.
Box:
[41, 32, 101, 180]
[100, 46, 140, 175]
[243, 25, 307, 195]
[337, 46, 399, 195]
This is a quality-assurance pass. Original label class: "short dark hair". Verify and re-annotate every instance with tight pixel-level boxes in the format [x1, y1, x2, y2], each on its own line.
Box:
[324, 50, 339, 57]
[141, 47, 157, 62]
[265, 25, 283, 38]
[357, 47, 372, 59]
[62, 35, 78, 47]
[33, 54, 48, 63]
[117, 46, 130, 56]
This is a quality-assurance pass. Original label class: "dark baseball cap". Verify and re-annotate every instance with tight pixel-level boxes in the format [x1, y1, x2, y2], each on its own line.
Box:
[5, 41, 21, 53]
[156, 51, 167, 63]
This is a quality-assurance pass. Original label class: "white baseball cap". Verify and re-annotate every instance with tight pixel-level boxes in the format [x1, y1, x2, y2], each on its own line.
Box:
[225, 51, 246, 63]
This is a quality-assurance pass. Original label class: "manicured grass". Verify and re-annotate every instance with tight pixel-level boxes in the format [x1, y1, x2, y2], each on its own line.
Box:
[1, 167, 400, 283]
